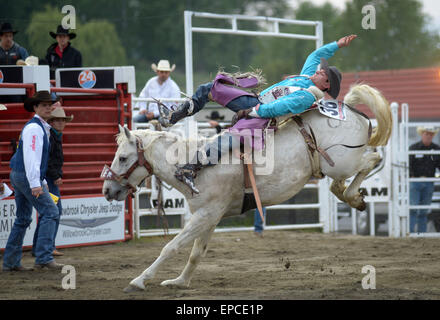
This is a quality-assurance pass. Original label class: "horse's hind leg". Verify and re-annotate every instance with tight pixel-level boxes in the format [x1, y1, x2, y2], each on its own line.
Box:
[330, 179, 347, 203]
[124, 211, 220, 292]
[343, 152, 381, 211]
[160, 225, 216, 288]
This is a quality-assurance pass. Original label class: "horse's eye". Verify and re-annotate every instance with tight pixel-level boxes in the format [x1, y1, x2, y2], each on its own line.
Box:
[119, 156, 127, 163]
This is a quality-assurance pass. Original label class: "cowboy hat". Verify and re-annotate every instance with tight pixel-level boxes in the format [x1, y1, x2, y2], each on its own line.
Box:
[50, 25, 76, 39]
[206, 111, 224, 120]
[417, 126, 439, 136]
[24, 91, 59, 112]
[320, 58, 342, 99]
[48, 106, 74, 122]
[0, 22, 18, 36]
[151, 60, 176, 72]
[16, 56, 39, 66]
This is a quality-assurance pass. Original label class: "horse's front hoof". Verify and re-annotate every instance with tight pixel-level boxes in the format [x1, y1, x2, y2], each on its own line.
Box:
[356, 201, 367, 212]
[123, 284, 144, 293]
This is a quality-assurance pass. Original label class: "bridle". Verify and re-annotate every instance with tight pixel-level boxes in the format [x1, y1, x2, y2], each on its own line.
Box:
[101, 137, 153, 195]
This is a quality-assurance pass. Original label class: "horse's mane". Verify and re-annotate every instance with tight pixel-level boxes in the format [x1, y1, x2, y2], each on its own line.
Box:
[116, 129, 214, 148]
[116, 129, 169, 145]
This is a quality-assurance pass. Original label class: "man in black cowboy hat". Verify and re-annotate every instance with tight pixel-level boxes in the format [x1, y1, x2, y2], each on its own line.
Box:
[3, 91, 65, 271]
[0, 22, 29, 65]
[43, 25, 82, 79]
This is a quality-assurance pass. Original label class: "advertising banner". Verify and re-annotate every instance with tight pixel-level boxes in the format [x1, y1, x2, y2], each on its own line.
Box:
[1, 196, 125, 250]
[0, 199, 37, 249]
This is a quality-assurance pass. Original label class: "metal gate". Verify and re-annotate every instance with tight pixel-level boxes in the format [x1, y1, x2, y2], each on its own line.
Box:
[0, 65, 135, 249]
[129, 12, 338, 237]
[391, 102, 440, 237]
[130, 97, 337, 238]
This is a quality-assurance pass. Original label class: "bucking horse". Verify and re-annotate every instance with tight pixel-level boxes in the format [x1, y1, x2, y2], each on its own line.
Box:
[102, 84, 391, 292]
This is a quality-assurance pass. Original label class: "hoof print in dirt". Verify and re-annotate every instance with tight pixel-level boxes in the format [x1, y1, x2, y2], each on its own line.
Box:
[279, 257, 291, 270]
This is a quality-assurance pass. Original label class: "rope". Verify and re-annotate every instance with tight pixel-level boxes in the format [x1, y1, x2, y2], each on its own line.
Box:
[152, 121, 169, 238]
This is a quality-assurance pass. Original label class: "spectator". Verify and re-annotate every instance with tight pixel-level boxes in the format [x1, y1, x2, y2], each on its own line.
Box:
[133, 60, 180, 123]
[254, 207, 266, 238]
[0, 22, 29, 65]
[2, 91, 64, 271]
[32, 104, 73, 257]
[206, 111, 225, 134]
[409, 126, 440, 233]
[0, 23, 30, 103]
[44, 25, 82, 79]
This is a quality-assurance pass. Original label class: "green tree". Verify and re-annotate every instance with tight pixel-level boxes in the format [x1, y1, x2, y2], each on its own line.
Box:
[251, 0, 440, 82]
[251, 1, 342, 84]
[24, 5, 126, 67]
[4, 0, 439, 91]
[24, 4, 63, 59]
[75, 20, 127, 67]
[338, 0, 440, 71]
[63, 0, 288, 71]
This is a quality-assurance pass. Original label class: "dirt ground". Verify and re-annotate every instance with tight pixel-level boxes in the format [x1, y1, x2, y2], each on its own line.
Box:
[1, 229, 440, 300]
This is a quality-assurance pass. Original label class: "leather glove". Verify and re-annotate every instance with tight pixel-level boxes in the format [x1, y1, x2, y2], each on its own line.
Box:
[231, 107, 253, 126]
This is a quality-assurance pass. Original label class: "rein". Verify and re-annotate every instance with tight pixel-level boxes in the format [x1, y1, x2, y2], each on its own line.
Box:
[101, 137, 153, 195]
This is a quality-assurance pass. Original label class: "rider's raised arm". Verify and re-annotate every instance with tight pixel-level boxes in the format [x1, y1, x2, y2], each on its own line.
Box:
[300, 35, 357, 76]
[300, 41, 339, 76]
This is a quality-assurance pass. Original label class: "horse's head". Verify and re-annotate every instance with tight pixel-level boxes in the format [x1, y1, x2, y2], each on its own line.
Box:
[102, 124, 153, 201]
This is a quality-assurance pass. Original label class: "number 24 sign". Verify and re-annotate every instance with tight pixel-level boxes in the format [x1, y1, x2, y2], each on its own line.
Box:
[78, 70, 96, 89]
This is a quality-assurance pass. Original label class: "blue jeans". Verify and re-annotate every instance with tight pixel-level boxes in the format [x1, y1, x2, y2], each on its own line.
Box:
[204, 133, 236, 164]
[192, 82, 260, 114]
[254, 207, 266, 233]
[409, 182, 434, 233]
[3, 170, 59, 268]
[32, 177, 62, 253]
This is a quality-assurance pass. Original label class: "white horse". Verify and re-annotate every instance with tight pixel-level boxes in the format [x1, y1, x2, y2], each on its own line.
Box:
[102, 84, 391, 292]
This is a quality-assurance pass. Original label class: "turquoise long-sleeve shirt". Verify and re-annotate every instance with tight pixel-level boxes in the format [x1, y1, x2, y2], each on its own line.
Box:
[256, 41, 340, 118]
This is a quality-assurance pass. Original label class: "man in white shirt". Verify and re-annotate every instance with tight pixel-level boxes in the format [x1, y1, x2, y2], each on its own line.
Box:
[133, 60, 180, 123]
[3, 91, 65, 272]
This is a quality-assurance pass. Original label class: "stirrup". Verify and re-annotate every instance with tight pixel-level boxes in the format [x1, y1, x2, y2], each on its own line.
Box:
[158, 116, 172, 128]
[175, 166, 200, 194]
[158, 105, 173, 128]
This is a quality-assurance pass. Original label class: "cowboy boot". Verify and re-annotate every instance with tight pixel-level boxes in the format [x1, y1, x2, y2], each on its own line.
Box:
[174, 133, 233, 194]
[159, 100, 194, 127]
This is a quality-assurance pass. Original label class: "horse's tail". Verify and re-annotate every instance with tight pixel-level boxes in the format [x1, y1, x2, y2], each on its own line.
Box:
[343, 84, 392, 147]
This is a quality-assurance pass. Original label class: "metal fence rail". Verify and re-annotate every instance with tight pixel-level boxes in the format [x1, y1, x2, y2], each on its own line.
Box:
[130, 108, 336, 238]
[391, 102, 440, 237]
